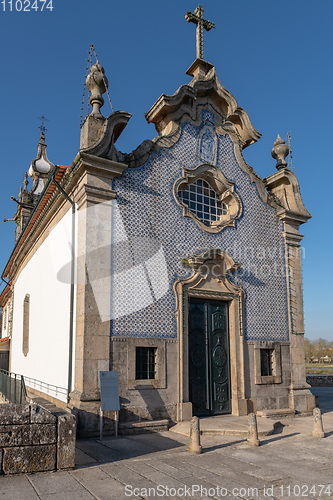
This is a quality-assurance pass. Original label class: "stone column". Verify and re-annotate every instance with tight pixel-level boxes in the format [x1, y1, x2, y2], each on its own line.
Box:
[282, 221, 315, 413]
[68, 153, 127, 437]
[264, 167, 315, 415]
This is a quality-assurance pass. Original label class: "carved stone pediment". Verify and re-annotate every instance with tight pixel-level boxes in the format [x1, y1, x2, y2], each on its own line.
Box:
[145, 66, 261, 149]
[175, 248, 243, 302]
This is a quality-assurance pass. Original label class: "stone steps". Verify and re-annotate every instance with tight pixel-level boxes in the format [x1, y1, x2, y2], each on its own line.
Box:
[119, 419, 169, 435]
[256, 408, 296, 418]
[170, 414, 276, 437]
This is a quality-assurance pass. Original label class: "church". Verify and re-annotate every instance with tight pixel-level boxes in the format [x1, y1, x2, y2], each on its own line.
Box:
[0, 7, 315, 436]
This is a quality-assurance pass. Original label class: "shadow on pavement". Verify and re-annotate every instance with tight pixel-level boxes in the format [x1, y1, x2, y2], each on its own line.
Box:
[259, 431, 299, 445]
[75, 432, 187, 468]
[202, 438, 246, 452]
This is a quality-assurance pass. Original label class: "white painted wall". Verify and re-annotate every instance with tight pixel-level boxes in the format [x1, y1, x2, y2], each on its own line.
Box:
[10, 207, 76, 402]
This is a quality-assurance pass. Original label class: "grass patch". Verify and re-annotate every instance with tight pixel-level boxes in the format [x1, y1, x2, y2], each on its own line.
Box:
[306, 363, 333, 374]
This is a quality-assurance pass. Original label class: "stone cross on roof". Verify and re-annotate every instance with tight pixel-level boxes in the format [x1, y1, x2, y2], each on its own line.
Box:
[185, 5, 215, 60]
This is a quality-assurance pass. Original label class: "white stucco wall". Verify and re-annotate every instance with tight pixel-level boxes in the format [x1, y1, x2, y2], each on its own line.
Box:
[10, 207, 76, 402]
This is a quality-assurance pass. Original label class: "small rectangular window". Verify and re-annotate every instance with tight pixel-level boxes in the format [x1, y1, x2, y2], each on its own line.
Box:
[136, 347, 156, 380]
[260, 348, 273, 377]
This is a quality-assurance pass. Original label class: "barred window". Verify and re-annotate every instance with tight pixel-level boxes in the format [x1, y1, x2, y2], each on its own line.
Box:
[260, 348, 273, 377]
[178, 178, 228, 226]
[136, 347, 156, 380]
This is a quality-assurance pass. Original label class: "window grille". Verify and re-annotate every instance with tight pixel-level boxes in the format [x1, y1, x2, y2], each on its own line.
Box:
[178, 178, 228, 226]
[136, 346, 156, 380]
[260, 348, 273, 377]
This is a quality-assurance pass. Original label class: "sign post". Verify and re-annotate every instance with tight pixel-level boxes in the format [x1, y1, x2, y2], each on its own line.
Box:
[99, 371, 120, 439]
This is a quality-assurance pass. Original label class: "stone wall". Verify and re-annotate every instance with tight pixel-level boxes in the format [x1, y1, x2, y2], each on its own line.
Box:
[0, 403, 75, 474]
[109, 338, 178, 429]
[306, 375, 333, 387]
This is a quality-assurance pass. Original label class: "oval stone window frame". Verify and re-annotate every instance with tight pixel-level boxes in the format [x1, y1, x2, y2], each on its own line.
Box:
[174, 164, 242, 233]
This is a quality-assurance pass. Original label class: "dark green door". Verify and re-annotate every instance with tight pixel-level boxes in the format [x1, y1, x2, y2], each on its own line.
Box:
[188, 298, 231, 416]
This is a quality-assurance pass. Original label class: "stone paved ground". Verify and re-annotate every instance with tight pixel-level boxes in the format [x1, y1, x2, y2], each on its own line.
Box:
[0, 387, 332, 500]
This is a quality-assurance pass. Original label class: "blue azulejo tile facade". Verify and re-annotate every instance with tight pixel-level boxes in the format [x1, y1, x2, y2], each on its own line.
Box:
[110, 111, 289, 342]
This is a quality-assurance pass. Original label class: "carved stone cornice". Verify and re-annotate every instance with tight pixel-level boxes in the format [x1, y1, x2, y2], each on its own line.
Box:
[74, 184, 117, 210]
[71, 152, 128, 181]
[277, 210, 310, 227]
[264, 168, 311, 225]
[282, 229, 305, 246]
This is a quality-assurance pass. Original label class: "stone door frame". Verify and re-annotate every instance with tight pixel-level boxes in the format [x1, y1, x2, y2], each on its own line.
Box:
[174, 249, 248, 421]
[188, 297, 231, 416]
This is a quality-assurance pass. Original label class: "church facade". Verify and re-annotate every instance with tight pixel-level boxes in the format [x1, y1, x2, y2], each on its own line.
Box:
[0, 29, 314, 436]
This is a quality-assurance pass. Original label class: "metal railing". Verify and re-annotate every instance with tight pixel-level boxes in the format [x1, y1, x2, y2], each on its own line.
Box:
[0, 369, 28, 404]
[24, 375, 68, 402]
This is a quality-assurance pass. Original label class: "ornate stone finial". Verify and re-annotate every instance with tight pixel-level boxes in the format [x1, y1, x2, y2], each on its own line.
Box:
[86, 62, 108, 117]
[185, 5, 215, 60]
[23, 172, 29, 192]
[271, 134, 289, 170]
[29, 131, 54, 177]
[39, 130, 46, 143]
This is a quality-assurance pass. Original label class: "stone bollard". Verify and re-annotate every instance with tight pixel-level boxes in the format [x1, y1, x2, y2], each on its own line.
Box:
[188, 416, 202, 454]
[312, 407, 325, 438]
[247, 413, 260, 447]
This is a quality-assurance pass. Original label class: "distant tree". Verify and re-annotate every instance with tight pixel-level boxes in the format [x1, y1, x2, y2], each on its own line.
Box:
[314, 338, 330, 358]
[304, 338, 315, 359]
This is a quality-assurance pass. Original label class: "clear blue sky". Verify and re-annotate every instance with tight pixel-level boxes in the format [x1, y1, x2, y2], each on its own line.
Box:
[0, 0, 332, 341]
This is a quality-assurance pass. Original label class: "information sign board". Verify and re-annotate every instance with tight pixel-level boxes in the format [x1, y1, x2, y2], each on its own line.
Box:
[100, 371, 120, 412]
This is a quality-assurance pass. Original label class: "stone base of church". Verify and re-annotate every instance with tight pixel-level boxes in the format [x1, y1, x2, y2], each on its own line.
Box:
[250, 396, 290, 413]
[247, 389, 315, 416]
[68, 399, 102, 438]
[231, 398, 248, 416]
[119, 404, 177, 424]
[176, 402, 193, 421]
[288, 386, 316, 414]
[68, 337, 315, 437]
[68, 397, 178, 438]
[68, 393, 316, 437]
